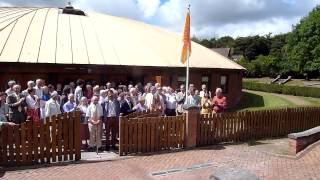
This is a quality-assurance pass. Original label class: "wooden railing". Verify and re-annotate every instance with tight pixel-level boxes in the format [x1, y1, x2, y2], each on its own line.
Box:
[0, 111, 81, 166]
[119, 115, 185, 156]
[126, 109, 162, 118]
[197, 107, 320, 146]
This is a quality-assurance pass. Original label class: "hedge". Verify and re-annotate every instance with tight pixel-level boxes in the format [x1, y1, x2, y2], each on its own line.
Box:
[243, 81, 320, 98]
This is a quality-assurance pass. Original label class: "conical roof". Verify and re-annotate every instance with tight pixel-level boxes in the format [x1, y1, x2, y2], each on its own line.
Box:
[0, 7, 244, 70]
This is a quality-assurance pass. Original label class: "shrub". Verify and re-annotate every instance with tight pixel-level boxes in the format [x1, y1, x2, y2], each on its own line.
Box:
[243, 81, 320, 98]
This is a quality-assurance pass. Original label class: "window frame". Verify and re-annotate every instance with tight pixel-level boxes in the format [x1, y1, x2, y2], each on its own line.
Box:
[220, 75, 229, 93]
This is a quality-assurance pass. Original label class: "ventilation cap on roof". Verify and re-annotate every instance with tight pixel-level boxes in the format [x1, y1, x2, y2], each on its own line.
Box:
[62, 2, 86, 16]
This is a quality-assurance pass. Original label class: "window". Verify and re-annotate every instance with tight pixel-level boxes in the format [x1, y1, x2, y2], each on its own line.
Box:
[201, 75, 211, 91]
[220, 75, 228, 93]
[201, 76, 209, 84]
[178, 76, 186, 86]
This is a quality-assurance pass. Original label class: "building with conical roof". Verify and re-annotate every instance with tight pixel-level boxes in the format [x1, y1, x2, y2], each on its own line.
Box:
[0, 6, 245, 106]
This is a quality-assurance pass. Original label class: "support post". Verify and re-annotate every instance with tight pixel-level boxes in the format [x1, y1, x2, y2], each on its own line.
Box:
[119, 115, 124, 156]
[183, 105, 200, 148]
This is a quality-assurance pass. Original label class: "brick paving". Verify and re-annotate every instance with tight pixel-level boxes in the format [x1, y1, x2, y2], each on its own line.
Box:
[1, 143, 320, 180]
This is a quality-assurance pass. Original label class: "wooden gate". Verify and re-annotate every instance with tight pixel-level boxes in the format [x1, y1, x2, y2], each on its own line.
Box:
[119, 115, 185, 156]
[0, 111, 81, 166]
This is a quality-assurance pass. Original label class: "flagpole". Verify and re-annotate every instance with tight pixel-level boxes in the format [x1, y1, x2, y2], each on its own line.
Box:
[186, 54, 189, 101]
[185, 3, 190, 102]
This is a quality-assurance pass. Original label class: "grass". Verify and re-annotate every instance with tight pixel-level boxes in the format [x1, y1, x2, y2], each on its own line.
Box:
[303, 97, 320, 106]
[230, 91, 295, 112]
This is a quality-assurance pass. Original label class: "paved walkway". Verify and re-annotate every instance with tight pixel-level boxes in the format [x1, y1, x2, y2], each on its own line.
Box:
[1, 142, 320, 180]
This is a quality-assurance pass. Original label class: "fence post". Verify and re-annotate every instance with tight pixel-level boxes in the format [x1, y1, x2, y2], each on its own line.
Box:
[119, 115, 124, 156]
[183, 105, 200, 149]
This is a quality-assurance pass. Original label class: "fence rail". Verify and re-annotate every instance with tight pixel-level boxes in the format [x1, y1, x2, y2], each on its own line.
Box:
[0, 111, 81, 166]
[119, 115, 185, 156]
[197, 107, 320, 146]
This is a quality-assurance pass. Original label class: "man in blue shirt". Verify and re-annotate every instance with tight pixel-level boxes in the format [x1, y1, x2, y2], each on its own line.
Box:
[63, 94, 77, 112]
[102, 90, 120, 150]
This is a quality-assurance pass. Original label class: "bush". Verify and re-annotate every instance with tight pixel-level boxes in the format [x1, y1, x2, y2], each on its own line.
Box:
[243, 81, 320, 98]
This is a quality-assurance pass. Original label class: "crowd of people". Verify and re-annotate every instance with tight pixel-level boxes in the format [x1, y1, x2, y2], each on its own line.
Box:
[0, 79, 227, 151]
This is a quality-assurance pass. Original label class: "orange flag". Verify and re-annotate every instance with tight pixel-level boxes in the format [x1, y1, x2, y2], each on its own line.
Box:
[181, 10, 191, 64]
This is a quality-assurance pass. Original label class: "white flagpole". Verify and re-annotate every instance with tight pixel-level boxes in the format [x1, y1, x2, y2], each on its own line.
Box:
[185, 3, 190, 102]
[186, 53, 190, 102]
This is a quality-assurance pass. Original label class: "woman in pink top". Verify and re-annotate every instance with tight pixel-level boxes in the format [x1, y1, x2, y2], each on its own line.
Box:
[212, 88, 227, 113]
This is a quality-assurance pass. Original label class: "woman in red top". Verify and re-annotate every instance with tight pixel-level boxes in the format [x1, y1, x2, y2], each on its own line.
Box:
[212, 88, 227, 113]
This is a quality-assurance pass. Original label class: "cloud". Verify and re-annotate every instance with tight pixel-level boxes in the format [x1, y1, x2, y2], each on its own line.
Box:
[153, 0, 319, 37]
[136, 0, 161, 18]
[74, 0, 143, 20]
[0, 0, 319, 38]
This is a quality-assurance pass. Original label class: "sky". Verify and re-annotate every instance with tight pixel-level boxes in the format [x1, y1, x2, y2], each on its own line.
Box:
[0, 0, 320, 38]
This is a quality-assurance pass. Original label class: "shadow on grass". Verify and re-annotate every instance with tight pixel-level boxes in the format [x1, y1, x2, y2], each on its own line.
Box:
[228, 91, 265, 112]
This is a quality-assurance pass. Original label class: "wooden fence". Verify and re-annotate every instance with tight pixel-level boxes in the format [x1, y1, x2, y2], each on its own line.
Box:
[126, 109, 162, 118]
[119, 115, 185, 156]
[0, 111, 81, 166]
[197, 107, 320, 146]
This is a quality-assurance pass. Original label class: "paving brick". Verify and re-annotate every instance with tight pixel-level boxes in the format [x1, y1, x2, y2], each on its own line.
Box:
[1, 143, 320, 180]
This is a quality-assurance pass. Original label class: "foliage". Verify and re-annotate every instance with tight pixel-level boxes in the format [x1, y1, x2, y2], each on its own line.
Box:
[234, 35, 271, 60]
[243, 81, 320, 98]
[192, 5, 320, 78]
[284, 6, 320, 79]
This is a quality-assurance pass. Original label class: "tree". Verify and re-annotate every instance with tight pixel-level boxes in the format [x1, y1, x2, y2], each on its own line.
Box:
[285, 6, 320, 79]
[212, 36, 235, 48]
[234, 35, 271, 61]
[200, 39, 213, 48]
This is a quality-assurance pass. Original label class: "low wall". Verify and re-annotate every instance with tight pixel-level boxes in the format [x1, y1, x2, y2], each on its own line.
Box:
[288, 126, 320, 155]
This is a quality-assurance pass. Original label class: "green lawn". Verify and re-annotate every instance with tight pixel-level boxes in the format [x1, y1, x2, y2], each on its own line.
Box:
[303, 97, 320, 106]
[231, 91, 295, 112]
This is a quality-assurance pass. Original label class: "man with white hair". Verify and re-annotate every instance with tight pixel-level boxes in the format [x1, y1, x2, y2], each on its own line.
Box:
[93, 85, 100, 97]
[129, 87, 139, 106]
[155, 83, 161, 89]
[6, 85, 27, 124]
[200, 84, 211, 99]
[5, 80, 16, 96]
[144, 86, 155, 110]
[165, 87, 177, 116]
[45, 91, 61, 118]
[74, 79, 84, 105]
[35, 79, 43, 98]
[176, 84, 186, 115]
[22, 80, 35, 96]
[86, 96, 103, 151]
[63, 94, 77, 112]
[106, 82, 112, 90]
[212, 88, 227, 113]
[99, 90, 108, 104]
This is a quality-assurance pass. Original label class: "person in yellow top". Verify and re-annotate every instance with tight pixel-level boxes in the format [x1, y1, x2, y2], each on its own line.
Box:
[201, 92, 212, 115]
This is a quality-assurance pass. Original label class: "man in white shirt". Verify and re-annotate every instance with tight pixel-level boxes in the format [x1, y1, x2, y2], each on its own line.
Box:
[74, 79, 84, 105]
[200, 84, 211, 99]
[99, 90, 107, 104]
[5, 80, 16, 96]
[22, 81, 36, 96]
[45, 91, 61, 118]
[35, 79, 43, 99]
[165, 87, 177, 116]
[176, 85, 186, 115]
[26, 88, 40, 123]
[144, 86, 155, 110]
[86, 96, 103, 151]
